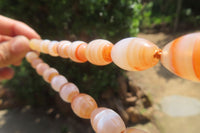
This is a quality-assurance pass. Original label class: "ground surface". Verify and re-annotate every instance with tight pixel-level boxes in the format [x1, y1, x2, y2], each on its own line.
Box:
[127, 31, 200, 133]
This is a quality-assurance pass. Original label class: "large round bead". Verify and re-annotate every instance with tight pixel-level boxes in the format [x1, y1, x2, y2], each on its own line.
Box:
[40, 39, 50, 54]
[43, 68, 59, 83]
[111, 37, 160, 71]
[36, 63, 50, 75]
[125, 128, 147, 133]
[85, 39, 113, 65]
[67, 41, 87, 63]
[71, 93, 97, 119]
[90, 107, 126, 133]
[161, 32, 200, 81]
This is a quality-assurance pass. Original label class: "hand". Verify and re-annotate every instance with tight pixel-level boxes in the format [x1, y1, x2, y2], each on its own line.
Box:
[0, 15, 40, 80]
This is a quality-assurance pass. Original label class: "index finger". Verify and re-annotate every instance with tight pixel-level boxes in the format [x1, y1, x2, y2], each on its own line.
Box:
[0, 15, 41, 39]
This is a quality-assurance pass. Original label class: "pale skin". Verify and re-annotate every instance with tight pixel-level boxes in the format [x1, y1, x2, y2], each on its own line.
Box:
[0, 15, 40, 80]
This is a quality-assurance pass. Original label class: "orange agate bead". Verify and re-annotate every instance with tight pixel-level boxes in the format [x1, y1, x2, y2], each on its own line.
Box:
[67, 41, 87, 63]
[50, 75, 68, 92]
[48, 41, 59, 56]
[26, 52, 39, 63]
[43, 68, 59, 83]
[85, 39, 113, 65]
[90, 107, 126, 133]
[71, 93, 97, 119]
[36, 63, 50, 75]
[31, 58, 43, 68]
[29, 39, 41, 51]
[59, 83, 79, 103]
[57, 41, 71, 58]
[40, 40, 50, 54]
[125, 128, 147, 133]
[111, 37, 160, 71]
[161, 32, 200, 81]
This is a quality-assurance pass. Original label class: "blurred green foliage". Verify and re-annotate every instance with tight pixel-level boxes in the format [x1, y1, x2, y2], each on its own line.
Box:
[0, 0, 144, 105]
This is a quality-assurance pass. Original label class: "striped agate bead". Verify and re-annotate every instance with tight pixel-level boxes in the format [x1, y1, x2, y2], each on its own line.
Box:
[50, 75, 68, 92]
[40, 39, 50, 54]
[111, 37, 160, 71]
[85, 39, 113, 65]
[26, 52, 39, 63]
[48, 41, 59, 56]
[31, 58, 43, 68]
[43, 68, 59, 83]
[57, 41, 71, 58]
[36, 63, 50, 75]
[67, 41, 87, 63]
[90, 108, 126, 133]
[59, 83, 79, 103]
[71, 93, 97, 119]
[125, 128, 147, 133]
[161, 32, 200, 81]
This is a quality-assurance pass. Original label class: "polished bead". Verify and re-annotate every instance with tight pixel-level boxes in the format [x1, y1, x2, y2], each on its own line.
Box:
[43, 68, 59, 83]
[31, 58, 43, 68]
[36, 63, 50, 75]
[26, 52, 39, 63]
[161, 32, 200, 81]
[50, 75, 68, 92]
[48, 41, 59, 56]
[57, 41, 71, 58]
[59, 83, 79, 103]
[40, 39, 50, 54]
[125, 128, 147, 133]
[29, 39, 41, 51]
[111, 37, 160, 71]
[86, 39, 113, 65]
[67, 41, 87, 63]
[90, 108, 126, 133]
[71, 93, 97, 119]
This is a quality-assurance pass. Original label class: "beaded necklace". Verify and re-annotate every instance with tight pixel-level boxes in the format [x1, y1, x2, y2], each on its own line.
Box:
[25, 32, 200, 133]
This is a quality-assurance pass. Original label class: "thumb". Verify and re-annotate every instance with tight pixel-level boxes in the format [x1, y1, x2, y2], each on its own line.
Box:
[0, 36, 30, 67]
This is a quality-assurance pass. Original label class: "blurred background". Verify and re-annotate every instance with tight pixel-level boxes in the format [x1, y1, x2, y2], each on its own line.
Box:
[0, 0, 200, 133]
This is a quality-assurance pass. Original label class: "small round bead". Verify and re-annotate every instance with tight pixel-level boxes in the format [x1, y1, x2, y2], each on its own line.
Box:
[161, 32, 200, 81]
[29, 39, 41, 51]
[67, 41, 87, 63]
[43, 68, 59, 83]
[40, 40, 50, 54]
[71, 93, 97, 119]
[50, 75, 68, 92]
[125, 128, 147, 133]
[86, 39, 113, 65]
[48, 41, 59, 56]
[25, 52, 39, 63]
[31, 58, 43, 68]
[59, 83, 79, 103]
[36, 63, 50, 75]
[57, 41, 71, 58]
[111, 37, 160, 71]
[90, 108, 126, 133]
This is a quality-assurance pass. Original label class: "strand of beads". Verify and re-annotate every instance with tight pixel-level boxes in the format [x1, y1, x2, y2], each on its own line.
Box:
[29, 38, 161, 71]
[25, 51, 147, 133]
[29, 32, 200, 82]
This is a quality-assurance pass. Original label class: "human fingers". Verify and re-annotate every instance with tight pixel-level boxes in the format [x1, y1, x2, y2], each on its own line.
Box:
[0, 36, 30, 68]
[0, 15, 40, 39]
[0, 35, 12, 43]
[0, 67, 14, 80]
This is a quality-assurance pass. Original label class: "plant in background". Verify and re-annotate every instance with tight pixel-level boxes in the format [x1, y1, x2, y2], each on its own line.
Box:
[0, 0, 143, 105]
